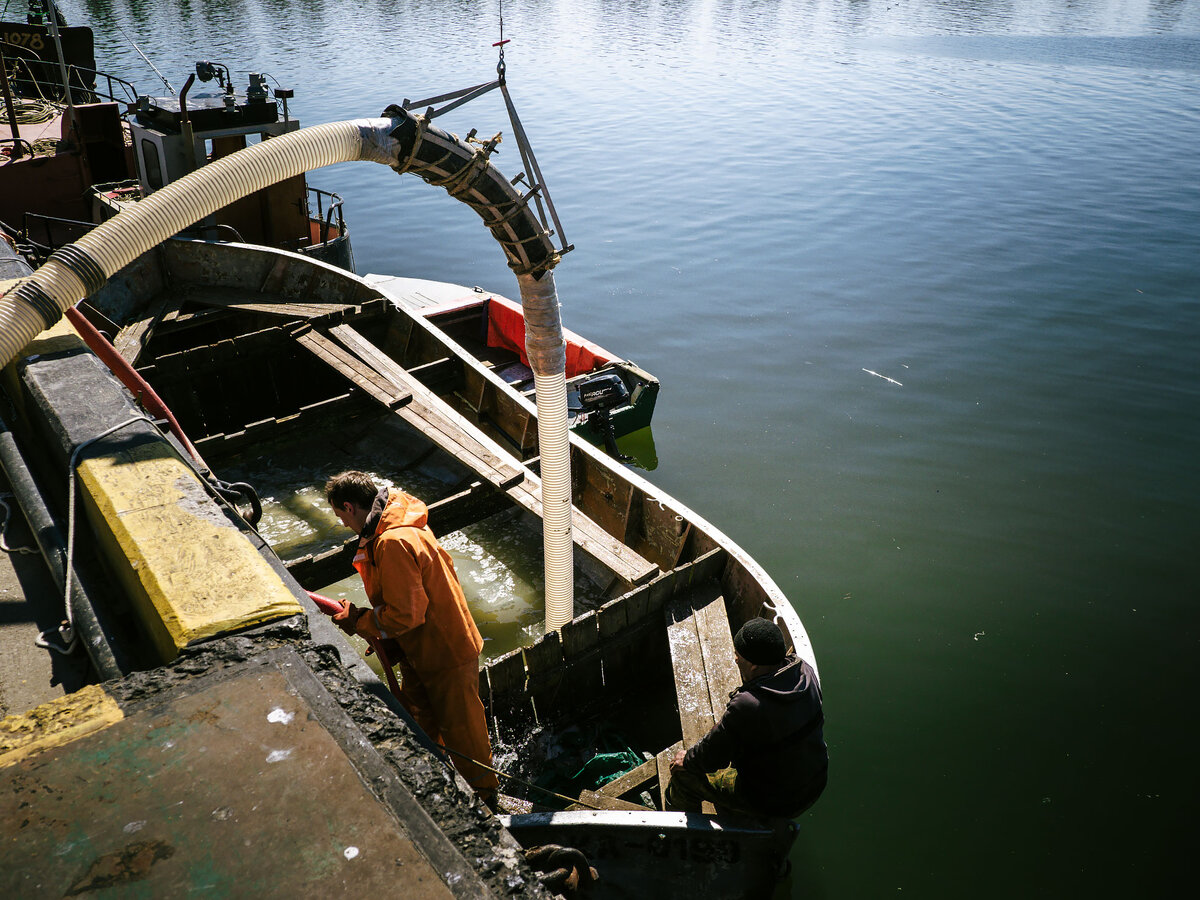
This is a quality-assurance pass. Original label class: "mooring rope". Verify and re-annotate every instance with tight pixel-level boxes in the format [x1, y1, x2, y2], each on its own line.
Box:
[0, 492, 37, 554]
[35, 414, 156, 656]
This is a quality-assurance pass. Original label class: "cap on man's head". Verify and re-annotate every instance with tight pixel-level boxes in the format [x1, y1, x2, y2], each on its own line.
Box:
[733, 617, 786, 666]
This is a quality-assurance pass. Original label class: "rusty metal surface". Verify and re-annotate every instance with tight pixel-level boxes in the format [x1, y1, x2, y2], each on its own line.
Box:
[0, 665, 457, 898]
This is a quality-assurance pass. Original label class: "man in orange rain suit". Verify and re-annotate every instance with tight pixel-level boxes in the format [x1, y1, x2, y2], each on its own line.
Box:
[325, 470, 500, 805]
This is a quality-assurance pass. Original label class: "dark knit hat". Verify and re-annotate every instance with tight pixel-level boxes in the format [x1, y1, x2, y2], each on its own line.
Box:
[733, 617, 786, 666]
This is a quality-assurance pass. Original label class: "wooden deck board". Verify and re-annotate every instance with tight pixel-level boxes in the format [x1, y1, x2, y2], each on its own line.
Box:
[293, 329, 413, 410]
[665, 580, 740, 751]
[570, 790, 647, 812]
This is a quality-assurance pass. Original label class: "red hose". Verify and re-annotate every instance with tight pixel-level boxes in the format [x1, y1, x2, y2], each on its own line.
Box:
[306, 591, 403, 699]
[64, 306, 204, 465]
[306, 590, 344, 616]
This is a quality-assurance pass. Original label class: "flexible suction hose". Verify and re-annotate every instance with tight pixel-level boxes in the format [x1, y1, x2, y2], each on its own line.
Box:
[0, 110, 576, 632]
[519, 271, 573, 630]
[0, 118, 399, 368]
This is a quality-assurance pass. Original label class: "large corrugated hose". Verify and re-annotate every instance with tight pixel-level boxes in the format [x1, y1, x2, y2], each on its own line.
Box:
[520, 271, 573, 630]
[0, 108, 575, 631]
[0, 118, 398, 362]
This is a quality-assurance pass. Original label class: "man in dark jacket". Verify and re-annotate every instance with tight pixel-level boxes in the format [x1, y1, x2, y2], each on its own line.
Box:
[666, 617, 827, 818]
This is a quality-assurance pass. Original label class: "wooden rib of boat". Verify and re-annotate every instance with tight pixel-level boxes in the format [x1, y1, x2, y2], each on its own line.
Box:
[79, 237, 818, 898]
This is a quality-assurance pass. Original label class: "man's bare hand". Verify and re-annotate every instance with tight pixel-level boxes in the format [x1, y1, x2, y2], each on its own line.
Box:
[669, 748, 687, 772]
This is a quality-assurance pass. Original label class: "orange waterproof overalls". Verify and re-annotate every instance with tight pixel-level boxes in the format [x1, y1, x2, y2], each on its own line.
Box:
[350, 489, 499, 796]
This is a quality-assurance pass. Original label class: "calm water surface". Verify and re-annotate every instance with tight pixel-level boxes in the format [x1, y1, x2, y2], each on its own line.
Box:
[66, 0, 1200, 894]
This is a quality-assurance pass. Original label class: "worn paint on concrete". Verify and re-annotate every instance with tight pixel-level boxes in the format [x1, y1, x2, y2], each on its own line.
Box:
[0, 684, 124, 768]
[0, 319, 82, 426]
[77, 439, 302, 662]
[0, 665, 460, 898]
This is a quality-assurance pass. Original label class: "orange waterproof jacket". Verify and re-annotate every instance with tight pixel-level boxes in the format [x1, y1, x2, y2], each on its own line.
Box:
[352, 489, 483, 674]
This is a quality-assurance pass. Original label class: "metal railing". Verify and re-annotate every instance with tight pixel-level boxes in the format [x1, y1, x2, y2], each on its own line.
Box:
[19, 212, 95, 261]
[307, 186, 345, 247]
[1, 55, 138, 106]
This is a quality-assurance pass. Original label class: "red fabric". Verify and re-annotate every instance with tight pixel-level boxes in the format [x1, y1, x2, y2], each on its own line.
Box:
[485, 296, 615, 378]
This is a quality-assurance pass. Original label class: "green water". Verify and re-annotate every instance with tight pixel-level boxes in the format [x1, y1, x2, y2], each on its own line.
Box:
[219, 415, 607, 662]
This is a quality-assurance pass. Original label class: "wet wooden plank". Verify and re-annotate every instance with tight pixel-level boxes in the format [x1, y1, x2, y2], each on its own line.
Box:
[140, 325, 293, 379]
[664, 580, 741, 753]
[524, 630, 563, 720]
[562, 612, 603, 699]
[193, 392, 364, 459]
[484, 647, 527, 699]
[561, 611, 599, 662]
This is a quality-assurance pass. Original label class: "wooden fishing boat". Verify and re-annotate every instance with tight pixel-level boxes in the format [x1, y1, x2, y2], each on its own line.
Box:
[75, 236, 820, 898]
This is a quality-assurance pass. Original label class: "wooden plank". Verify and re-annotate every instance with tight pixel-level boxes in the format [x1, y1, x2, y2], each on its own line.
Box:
[524, 629, 563, 720]
[596, 597, 628, 642]
[524, 628, 563, 678]
[665, 580, 741, 753]
[485, 647, 527, 699]
[292, 328, 413, 410]
[327, 324, 525, 492]
[692, 582, 742, 723]
[596, 596, 632, 692]
[666, 603, 715, 750]
[562, 612, 603, 700]
[215, 300, 344, 317]
[112, 314, 155, 365]
[561, 611, 600, 662]
[656, 742, 713, 815]
[572, 450, 638, 541]
[142, 325, 293, 379]
[656, 746, 674, 812]
[631, 495, 693, 571]
[596, 756, 657, 799]
[113, 292, 181, 364]
[571, 790, 647, 812]
[194, 392, 366, 460]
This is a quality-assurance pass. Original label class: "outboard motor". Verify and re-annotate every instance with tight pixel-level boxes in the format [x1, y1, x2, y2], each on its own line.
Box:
[573, 372, 630, 459]
[577, 372, 629, 413]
